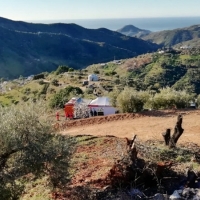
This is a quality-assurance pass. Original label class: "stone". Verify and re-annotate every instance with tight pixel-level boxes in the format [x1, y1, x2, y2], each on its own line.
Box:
[153, 193, 166, 200]
[169, 190, 182, 200]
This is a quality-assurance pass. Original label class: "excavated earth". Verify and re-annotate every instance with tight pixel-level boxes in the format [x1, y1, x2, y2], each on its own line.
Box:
[52, 109, 200, 199]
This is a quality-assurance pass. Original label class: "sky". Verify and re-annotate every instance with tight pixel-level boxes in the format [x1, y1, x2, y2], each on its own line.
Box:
[0, 0, 200, 22]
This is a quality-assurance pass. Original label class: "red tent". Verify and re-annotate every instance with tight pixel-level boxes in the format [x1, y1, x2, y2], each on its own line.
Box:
[64, 97, 81, 118]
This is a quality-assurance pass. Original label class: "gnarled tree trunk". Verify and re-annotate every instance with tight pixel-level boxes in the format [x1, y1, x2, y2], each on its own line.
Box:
[162, 115, 184, 148]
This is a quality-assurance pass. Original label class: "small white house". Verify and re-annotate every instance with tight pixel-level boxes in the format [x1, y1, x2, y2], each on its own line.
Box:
[88, 74, 98, 81]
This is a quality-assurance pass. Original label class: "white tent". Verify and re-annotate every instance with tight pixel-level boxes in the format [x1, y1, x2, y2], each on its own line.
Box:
[88, 97, 116, 116]
[88, 74, 98, 81]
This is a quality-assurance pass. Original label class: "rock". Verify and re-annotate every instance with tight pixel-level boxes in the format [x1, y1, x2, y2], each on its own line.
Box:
[129, 188, 144, 198]
[169, 190, 182, 200]
[182, 188, 200, 199]
[153, 193, 166, 200]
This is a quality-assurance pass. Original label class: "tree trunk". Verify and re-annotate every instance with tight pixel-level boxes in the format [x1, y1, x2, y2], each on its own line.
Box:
[162, 128, 171, 145]
[169, 115, 184, 148]
[161, 115, 184, 148]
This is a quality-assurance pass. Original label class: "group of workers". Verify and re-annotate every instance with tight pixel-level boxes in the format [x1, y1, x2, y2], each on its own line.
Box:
[56, 112, 74, 121]
[56, 108, 104, 121]
[90, 108, 97, 117]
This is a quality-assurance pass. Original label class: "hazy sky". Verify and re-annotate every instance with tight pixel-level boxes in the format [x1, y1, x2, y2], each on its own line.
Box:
[1, 0, 200, 22]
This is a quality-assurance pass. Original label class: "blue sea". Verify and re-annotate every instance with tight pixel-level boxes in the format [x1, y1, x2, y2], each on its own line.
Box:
[35, 17, 200, 32]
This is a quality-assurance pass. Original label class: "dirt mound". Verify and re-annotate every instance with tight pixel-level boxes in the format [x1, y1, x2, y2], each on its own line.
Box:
[66, 113, 143, 128]
[56, 109, 196, 130]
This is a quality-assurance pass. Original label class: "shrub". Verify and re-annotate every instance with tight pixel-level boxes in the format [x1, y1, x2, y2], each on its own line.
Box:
[38, 80, 45, 85]
[0, 101, 73, 199]
[116, 87, 144, 112]
[69, 68, 74, 72]
[39, 83, 50, 95]
[33, 73, 45, 80]
[151, 87, 194, 109]
[51, 79, 59, 86]
[55, 65, 69, 75]
[49, 86, 83, 108]
[93, 70, 100, 74]
[21, 96, 29, 102]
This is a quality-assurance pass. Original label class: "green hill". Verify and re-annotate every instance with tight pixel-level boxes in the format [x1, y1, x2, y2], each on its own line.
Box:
[141, 24, 200, 47]
[86, 49, 200, 94]
[0, 17, 159, 79]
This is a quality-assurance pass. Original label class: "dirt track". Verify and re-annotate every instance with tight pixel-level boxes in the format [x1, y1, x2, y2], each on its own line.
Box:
[61, 109, 200, 145]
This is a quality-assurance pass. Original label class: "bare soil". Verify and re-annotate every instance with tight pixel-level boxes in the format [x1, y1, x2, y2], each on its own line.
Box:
[61, 109, 200, 146]
[53, 109, 200, 199]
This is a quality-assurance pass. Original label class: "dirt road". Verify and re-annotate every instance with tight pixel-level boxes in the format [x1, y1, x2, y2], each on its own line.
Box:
[61, 110, 200, 145]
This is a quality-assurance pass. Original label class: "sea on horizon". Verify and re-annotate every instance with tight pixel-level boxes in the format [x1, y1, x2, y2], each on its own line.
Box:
[30, 16, 200, 32]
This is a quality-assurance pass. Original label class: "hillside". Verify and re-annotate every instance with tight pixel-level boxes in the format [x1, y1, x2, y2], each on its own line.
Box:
[20, 109, 200, 199]
[141, 24, 200, 47]
[117, 24, 151, 38]
[0, 17, 159, 79]
[2, 49, 200, 108]
[86, 49, 200, 94]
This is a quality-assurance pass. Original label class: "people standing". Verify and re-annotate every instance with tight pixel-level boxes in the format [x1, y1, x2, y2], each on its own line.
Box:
[90, 109, 94, 117]
[93, 109, 97, 116]
[65, 112, 69, 120]
[56, 112, 60, 121]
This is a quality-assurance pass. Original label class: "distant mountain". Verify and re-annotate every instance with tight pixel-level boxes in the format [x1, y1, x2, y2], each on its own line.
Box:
[117, 25, 151, 38]
[0, 17, 159, 79]
[141, 24, 200, 47]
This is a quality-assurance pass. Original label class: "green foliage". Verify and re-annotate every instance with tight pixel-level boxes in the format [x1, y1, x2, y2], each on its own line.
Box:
[39, 83, 50, 95]
[69, 68, 74, 72]
[38, 80, 45, 85]
[21, 96, 29, 102]
[0, 101, 74, 199]
[49, 86, 83, 108]
[33, 73, 45, 80]
[22, 87, 31, 95]
[55, 65, 69, 75]
[85, 88, 93, 94]
[152, 87, 194, 109]
[51, 79, 59, 86]
[93, 70, 100, 74]
[109, 87, 122, 107]
[116, 87, 147, 112]
[114, 86, 195, 111]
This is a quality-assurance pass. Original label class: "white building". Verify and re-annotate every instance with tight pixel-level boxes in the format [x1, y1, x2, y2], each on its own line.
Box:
[88, 74, 98, 81]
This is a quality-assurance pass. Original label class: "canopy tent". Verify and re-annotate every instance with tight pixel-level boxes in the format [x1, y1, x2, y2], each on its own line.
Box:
[88, 97, 116, 116]
[64, 97, 91, 117]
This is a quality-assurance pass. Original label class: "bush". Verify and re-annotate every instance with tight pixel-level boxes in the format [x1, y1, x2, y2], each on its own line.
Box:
[51, 79, 59, 86]
[69, 68, 74, 72]
[33, 73, 45, 80]
[93, 70, 100, 74]
[55, 65, 69, 75]
[21, 96, 29, 102]
[49, 86, 83, 108]
[39, 83, 50, 95]
[38, 80, 45, 85]
[151, 87, 194, 109]
[0, 101, 74, 199]
[116, 87, 145, 112]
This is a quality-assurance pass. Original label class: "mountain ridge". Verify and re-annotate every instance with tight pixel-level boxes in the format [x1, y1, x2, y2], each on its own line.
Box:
[141, 24, 200, 47]
[117, 24, 151, 37]
[0, 17, 158, 79]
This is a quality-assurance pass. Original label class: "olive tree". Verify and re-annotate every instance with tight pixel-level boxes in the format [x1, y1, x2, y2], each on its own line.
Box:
[49, 86, 83, 109]
[116, 87, 145, 112]
[0, 101, 74, 199]
[152, 87, 194, 109]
